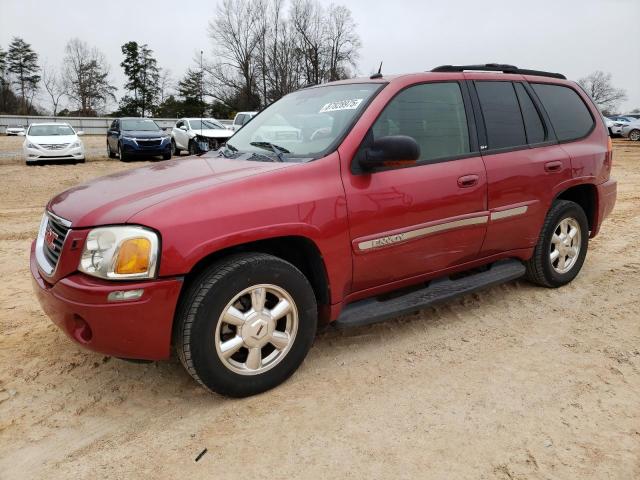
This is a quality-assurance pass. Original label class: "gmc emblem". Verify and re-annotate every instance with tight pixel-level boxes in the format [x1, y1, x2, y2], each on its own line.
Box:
[44, 227, 58, 249]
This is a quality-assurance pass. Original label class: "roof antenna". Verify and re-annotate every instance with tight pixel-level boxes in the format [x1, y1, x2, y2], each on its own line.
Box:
[370, 62, 383, 79]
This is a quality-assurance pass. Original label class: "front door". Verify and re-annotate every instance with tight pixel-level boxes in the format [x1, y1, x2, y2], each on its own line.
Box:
[342, 81, 488, 293]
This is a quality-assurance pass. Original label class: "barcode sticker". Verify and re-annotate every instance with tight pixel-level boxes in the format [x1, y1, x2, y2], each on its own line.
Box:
[319, 99, 363, 113]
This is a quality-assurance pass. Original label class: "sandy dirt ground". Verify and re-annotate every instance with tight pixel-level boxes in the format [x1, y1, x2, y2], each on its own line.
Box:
[0, 141, 639, 479]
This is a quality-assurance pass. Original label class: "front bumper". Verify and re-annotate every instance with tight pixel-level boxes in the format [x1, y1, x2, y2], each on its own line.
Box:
[30, 241, 183, 360]
[121, 138, 171, 156]
[24, 145, 84, 160]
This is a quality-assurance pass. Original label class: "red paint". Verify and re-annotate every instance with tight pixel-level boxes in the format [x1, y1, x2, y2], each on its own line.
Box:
[31, 71, 617, 360]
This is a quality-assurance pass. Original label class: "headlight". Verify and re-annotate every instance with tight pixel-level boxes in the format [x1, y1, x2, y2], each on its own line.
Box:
[121, 136, 136, 141]
[27, 142, 39, 149]
[78, 226, 159, 280]
[71, 141, 81, 148]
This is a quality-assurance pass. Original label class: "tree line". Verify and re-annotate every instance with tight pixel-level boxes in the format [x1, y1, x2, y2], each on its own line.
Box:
[0, 0, 635, 119]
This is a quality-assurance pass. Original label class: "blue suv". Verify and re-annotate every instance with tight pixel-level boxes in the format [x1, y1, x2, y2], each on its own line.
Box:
[107, 118, 172, 161]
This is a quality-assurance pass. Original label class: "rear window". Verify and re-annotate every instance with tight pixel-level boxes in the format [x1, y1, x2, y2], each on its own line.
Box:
[475, 81, 527, 150]
[531, 83, 594, 142]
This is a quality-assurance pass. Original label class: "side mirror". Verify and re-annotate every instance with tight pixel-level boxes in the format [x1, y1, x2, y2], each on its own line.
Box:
[76, 131, 85, 136]
[179, 125, 188, 131]
[359, 135, 420, 171]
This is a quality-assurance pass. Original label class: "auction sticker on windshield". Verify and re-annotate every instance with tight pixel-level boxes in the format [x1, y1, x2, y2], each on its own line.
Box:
[319, 99, 363, 113]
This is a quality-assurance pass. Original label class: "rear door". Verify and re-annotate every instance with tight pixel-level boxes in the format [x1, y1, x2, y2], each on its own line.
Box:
[342, 81, 488, 293]
[469, 78, 572, 256]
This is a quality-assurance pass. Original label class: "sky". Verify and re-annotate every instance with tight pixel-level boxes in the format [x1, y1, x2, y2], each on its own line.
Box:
[1, 0, 638, 113]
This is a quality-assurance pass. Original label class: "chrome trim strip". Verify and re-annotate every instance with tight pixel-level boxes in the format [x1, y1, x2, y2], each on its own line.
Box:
[358, 215, 488, 251]
[490, 205, 528, 221]
[47, 210, 72, 228]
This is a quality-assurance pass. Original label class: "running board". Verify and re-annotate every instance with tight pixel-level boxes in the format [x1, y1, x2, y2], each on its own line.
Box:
[333, 259, 525, 328]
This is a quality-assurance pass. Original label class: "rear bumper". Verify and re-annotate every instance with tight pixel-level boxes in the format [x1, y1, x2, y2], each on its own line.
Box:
[592, 178, 617, 237]
[30, 242, 183, 360]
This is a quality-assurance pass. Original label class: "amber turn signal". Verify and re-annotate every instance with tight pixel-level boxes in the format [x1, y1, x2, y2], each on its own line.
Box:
[115, 238, 151, 275]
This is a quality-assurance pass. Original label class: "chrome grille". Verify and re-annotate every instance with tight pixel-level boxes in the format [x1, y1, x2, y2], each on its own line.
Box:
[37, 212, 71, 274]
[39, 143, 70, 150]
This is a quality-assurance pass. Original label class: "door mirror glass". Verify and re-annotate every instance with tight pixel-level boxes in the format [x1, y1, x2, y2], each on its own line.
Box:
[360, 135, 420, 171]
[179, 125, 188, 131]
[76, 130, 85, 136]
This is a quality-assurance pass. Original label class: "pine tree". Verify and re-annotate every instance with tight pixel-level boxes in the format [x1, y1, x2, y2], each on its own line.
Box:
[120, 41, 160, 116]
[6, 37, 40, 114]
[177, 68, 207, 116]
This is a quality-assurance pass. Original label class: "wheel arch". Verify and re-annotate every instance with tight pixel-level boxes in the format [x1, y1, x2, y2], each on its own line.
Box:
[177, 234, 331, 317]
[554, 183, 596, 232]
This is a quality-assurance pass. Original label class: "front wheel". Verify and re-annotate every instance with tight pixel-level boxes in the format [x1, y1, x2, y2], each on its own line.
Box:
[172, 139, 180, 156]
[525, 200, 589, 288]
[162, 149, 172, 160]
[188, 140, 197, 156]
[175, 253, 318, 397]
[107, 142, 116, 159]
[629, 129, 640, 141]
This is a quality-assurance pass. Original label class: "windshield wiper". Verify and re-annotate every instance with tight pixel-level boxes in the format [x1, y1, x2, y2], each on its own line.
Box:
[250, 141, 289, 162]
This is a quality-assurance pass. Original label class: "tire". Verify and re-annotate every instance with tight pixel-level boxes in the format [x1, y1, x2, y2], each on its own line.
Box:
[118, 143, 129, 162]
[629, 129, 640, 142]
[175, 253, 318, 397]
[162, 149, 172, 160]
[25, 160, 37, 166]
[107, 142, 116, 159]
[525, 200, 589, 288]
[172, 139, 180, 156]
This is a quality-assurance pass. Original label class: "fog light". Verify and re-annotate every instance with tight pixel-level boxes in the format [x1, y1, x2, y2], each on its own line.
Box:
[108, 289, 144, 302]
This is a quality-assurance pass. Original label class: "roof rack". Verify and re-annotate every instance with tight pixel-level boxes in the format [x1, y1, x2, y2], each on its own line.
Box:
[430, 63, 566, 80]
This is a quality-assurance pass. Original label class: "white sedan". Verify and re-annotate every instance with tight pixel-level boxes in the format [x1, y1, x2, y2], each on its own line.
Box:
[23, 123, 85, 165]
[171, 118, 233, 155]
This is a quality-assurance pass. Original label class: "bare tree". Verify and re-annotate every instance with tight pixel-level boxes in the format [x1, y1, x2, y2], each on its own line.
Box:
[578, 71, 627, 113]
[158, 68, 174, 104]
[290, 0, 326, 86]
[63, 38, 116, 115]
[208, 0, 263, 110]
[325, 5, 360, 81]
[41, 63, 67, 116]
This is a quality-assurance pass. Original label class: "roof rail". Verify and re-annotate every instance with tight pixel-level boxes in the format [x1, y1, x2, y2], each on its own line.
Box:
[430, 63, 566, 80]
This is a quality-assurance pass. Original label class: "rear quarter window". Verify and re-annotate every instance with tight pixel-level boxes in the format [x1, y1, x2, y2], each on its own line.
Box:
[531, 83, 595, 142]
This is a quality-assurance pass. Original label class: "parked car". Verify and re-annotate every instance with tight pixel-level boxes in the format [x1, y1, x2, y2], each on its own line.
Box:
[6, 124, 26, 136]
[231, 111, 257, 131]
[23, 123, 85, 165]
[31, 64, 616, 397]
[622, 113, 640, 120]
[606, 116, 633, 136]
[621, 119, 640, 141]
[171, 118, 234, 155]
[106, 118, 172, 162]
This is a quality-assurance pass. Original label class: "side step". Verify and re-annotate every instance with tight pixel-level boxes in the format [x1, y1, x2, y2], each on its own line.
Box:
[333, 259, 525, 328]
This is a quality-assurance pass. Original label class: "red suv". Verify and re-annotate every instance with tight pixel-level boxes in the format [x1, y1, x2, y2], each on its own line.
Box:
[31, 64, 617, 397]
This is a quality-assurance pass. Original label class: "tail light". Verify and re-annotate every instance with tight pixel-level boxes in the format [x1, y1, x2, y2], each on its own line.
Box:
[604, 136, 613, 177]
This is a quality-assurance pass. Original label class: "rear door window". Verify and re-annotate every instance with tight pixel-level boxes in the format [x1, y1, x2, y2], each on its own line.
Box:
[531, 83, 594, 142]
[235, 114, 246, 126]
[475, 81, 527, 150]
[514, 83, 546, 144]
[370, 82, 470, 164]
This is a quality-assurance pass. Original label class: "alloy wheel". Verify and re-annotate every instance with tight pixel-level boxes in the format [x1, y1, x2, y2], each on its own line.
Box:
[214, 284, 298, 375]
[549, 217, 581, 274]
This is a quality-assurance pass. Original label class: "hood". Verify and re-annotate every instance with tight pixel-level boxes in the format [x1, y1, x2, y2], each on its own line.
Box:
[122, 130, 165, 138]
[195, 128, 233, 139]
[48, 156, 295, 228]
[28, 134, 77, 144]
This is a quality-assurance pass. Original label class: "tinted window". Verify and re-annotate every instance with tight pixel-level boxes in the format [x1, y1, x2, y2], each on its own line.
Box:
[531, 83, 594, 142]
[235, 114, 246, 125]
[476, 81, 526, 149]
[371, 82, 470, 163]
[514, 83, 546, 144]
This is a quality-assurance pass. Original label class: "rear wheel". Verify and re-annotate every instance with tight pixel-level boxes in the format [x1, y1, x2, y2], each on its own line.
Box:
[175, 253, 317, 397]
[629, 129, 640, 141]
[525, 200, 589, 288]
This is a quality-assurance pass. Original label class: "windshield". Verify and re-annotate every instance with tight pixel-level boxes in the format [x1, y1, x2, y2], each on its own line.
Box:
[121, 119, 161, 131]
[226, 83, 382, 161]
[28, 125, 75, 136]
[190, 119, 224, 130]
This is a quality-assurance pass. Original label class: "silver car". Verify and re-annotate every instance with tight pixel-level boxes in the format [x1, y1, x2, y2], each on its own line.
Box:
[621, 120, 640, 141]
